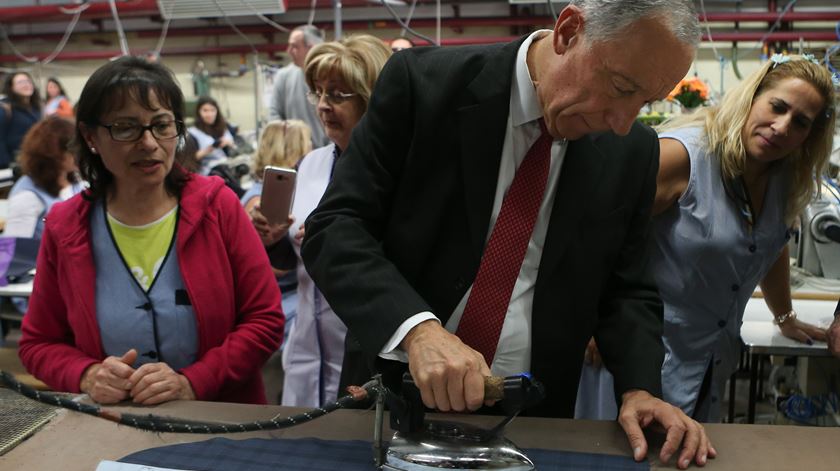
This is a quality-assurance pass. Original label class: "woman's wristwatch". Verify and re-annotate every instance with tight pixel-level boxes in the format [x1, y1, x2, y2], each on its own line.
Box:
[773, 310, 797, 326]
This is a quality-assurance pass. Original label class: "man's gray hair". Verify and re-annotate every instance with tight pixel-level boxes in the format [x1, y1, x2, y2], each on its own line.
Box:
[293, 24, 324, 47]
[571, 0, 700, 47]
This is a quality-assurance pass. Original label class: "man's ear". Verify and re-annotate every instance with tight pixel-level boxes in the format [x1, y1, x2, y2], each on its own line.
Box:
[553, 5, 584, 54]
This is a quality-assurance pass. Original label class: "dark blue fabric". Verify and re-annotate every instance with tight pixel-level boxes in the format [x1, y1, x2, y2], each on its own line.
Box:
[120, 437, 649, 470]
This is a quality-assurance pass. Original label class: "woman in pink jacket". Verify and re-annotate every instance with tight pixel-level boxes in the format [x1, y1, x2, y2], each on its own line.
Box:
[18, 56, 284, 405]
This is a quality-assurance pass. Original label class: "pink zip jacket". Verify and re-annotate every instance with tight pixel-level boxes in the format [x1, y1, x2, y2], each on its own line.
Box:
[19, 174, 284, 404]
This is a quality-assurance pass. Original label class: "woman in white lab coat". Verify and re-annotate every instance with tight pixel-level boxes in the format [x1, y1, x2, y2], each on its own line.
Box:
[252, 35, 391, 406]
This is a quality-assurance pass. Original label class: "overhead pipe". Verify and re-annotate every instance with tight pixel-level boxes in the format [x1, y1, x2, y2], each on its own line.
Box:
[0, 0, 379, 24]
[8, 14, 840, 43]
[701, 12, 840, 22]
[3, 0, 840, 24]
[0, 35, 514, 63]
[701, 31, 838, 42]
[0, 0, 160, 23]
[4, 27, 839, 64]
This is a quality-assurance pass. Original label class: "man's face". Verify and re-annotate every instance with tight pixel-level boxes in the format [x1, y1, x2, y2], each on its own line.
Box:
[288, 30, 310, 68]
[535, 14, 694, 140]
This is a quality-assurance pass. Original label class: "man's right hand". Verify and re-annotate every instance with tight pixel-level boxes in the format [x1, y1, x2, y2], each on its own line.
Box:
[79, 349, 138, 404]
[400, 320, 492, 412]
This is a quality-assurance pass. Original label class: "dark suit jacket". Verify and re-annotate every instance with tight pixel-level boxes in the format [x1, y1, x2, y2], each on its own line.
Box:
[302, 37, 665, 418]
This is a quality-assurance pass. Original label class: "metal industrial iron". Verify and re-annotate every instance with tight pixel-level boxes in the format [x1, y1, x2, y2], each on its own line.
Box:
[372, 373, 545, 471]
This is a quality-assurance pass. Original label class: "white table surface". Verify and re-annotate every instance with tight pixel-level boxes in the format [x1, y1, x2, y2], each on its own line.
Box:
[0, 280, 33, 298]
[741, 297, 836, 356]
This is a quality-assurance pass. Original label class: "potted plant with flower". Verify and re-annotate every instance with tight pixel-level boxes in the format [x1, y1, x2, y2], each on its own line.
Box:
[668, 76, 709, 111]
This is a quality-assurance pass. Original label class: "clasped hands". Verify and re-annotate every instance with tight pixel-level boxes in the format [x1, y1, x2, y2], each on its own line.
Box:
[402, 321, 715, 469]
[80, 349, 195, 405]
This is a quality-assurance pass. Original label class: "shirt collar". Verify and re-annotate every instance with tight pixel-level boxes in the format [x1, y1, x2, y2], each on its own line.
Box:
[511, 30, 552, 128]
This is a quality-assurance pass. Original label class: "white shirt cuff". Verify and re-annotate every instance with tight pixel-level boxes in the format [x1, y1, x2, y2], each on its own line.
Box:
[378, 312, 440, 363]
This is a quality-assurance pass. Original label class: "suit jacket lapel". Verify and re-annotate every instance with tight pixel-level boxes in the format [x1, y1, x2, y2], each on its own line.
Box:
[457, 38, 527, 263]
[538, 134, 607, 275]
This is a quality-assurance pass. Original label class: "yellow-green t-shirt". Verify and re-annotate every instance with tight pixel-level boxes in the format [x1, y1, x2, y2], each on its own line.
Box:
[107, 206, 178, 291]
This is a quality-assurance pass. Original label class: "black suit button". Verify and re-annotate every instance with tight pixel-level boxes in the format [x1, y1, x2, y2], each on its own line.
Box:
[718, 320, 726, 328]
[731, 284, 739, 292]
[143, 350, 158, 359]
[454, 277, 466, 291]
[749, 244, 756, 253]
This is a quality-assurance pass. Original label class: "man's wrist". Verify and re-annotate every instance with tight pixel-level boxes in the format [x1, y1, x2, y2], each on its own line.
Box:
[400, 319, 441, 352]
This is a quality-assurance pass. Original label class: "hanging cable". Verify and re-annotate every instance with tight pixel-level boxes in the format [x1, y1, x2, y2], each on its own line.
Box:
[380, 0, 438, 46]
[308, 0, 318, 26]
[0, 24, 39, 63]
[400, 0, 419, 37]
[59, 0, 91, 15]
[698, 0, 722, 62]
[212, 0, 259, 55]
[152, 18, 172, 58]
[240, 0, 290, 33]
[109, 0, 131, 56]
[0, 1, 88, 65]
[546, 0, 558, 22]
[41, 8, 85, 65]
[753, 0, 798, 53]
[435, 0, 441, 45]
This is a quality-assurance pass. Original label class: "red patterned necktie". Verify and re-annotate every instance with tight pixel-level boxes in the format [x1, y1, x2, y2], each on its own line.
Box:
[456, 119, 553, 365]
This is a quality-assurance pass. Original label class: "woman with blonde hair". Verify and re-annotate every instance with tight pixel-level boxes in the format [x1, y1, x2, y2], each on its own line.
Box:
[578, 55, 836, 423]
[241, 119, 311, 213]
[252, 34, 391, 407]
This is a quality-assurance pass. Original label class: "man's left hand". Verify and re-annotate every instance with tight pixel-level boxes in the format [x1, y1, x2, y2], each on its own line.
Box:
[618, 390, 716, 469]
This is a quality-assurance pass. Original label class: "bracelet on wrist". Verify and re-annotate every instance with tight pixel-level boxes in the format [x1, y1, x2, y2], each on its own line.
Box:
[773, 310, 797, 326]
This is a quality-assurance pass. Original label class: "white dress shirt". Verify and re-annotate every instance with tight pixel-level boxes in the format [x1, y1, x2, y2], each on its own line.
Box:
[380, 30, 568, 378]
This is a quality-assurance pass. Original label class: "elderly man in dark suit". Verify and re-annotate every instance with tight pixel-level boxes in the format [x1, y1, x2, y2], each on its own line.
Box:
[303, 0, 714, 468]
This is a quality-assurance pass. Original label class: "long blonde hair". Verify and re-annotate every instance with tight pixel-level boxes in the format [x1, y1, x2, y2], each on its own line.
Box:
[658, 56, 837, 223]
[252, 119, 312, 179]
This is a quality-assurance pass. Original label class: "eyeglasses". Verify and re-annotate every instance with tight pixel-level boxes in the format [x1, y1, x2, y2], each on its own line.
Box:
[96, 120, 184, 142]
[306, 90, 358, 106]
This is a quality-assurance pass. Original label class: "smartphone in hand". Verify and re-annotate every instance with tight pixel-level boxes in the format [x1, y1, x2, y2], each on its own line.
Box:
[260, 166, 297, 225]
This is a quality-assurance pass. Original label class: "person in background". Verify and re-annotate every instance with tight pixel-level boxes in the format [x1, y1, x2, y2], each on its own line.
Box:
[253, 34, 391, 408]
[241, 119, 312, 359]
[0, 71, 43, 169]
[301, 1, 714, 468]
[389, 36, 415, 52]
[5, 116, 84, 239]
[188, 96, 235, 175]
[241, 119, 311, 213]
[18, 56, 283, 405]
[577, 55, 835, 423]
[269, 25, 329, 149]
[44, 77, 74, 119]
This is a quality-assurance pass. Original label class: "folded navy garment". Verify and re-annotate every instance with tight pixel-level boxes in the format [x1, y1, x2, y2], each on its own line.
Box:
[120, 436, 649, 471]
